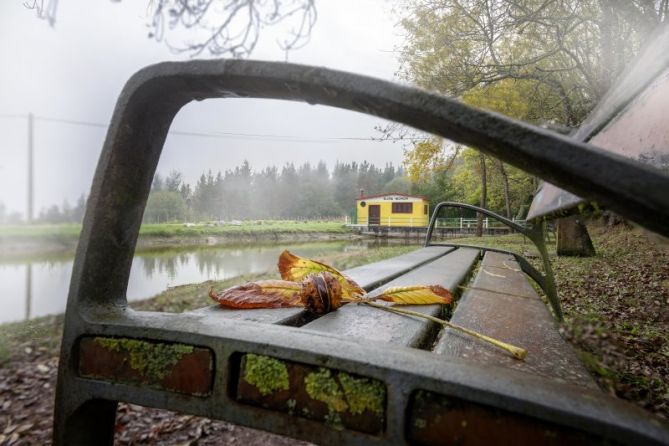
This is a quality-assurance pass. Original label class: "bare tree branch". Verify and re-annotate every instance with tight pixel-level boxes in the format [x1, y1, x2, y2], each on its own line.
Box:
[148, 0, 317, 57]
[24, 0, 317, 58]
[23, 0, 58, 27]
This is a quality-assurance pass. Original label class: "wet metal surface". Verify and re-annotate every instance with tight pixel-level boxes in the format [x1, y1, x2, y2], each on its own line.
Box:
[234, 353, 386, 435]
[60, 310, 669, 445]
[528, 24, 669, 222]
[407, 390, 601, 446]
[529, 69, 669, 220]
[302, 248, 479, 347]
[78, 337, 213, 396]
[426, 201, 562, 320]
[187, 246, 453, 325]
[435, 252, 597, 389]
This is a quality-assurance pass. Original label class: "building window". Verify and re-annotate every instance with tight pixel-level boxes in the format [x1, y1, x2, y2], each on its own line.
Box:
[392, 202, 413, 214]
[424, 205, 428, 215]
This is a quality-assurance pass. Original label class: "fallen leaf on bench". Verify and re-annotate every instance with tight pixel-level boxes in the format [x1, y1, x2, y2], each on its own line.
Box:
[209, 251, 526, 360]
[209, 280, 303, 309]
[377, 285, 453, 305]
[210, 272, 343, 314]
[213, 251, 454, 311]
[278, 250, 365, 300]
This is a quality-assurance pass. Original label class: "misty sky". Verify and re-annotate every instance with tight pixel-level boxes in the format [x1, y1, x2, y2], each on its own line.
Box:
[0, 0, 410, 218]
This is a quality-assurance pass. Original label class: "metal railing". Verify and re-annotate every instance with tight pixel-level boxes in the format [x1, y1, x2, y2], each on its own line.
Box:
[355, 215, 429, 227]
[434, 217, 527, 229]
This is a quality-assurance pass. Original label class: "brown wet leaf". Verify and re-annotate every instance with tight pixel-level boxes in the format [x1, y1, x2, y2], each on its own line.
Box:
[301, 272, 344, 314]
[16, 423, 33, 433]
[209, 280, 303, 309]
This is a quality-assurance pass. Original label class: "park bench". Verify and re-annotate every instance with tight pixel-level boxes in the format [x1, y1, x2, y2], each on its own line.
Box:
[53, 25, 669, 445]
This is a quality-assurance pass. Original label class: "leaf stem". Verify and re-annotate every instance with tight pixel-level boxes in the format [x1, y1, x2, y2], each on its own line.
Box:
[361, 302, 527, 360]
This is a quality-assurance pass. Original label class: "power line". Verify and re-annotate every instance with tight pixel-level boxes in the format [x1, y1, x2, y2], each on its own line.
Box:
[35, 116, 107, 129]
[0, 113, 428, 143]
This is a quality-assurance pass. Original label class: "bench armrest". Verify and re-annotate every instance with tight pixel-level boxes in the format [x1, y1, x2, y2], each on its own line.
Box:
[425, 201, 561, 320]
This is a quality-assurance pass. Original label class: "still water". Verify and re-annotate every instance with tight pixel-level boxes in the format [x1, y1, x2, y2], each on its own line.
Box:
[0, 240, 409, 324]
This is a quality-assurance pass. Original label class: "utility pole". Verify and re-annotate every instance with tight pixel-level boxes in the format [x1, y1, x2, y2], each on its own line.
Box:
[27, 113, 34, 223]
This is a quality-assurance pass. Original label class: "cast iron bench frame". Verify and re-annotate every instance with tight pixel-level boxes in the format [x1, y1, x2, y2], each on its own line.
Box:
[52, 58, 669, 445]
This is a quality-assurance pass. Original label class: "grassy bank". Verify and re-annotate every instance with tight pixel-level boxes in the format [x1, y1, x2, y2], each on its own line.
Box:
[0, 221, 349, 240]
[0, 221, 353, 256]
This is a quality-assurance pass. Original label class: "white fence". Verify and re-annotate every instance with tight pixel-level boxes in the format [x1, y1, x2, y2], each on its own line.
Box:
[434, 218, 527, 229]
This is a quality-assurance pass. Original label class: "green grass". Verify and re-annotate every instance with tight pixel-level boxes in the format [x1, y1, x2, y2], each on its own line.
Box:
[0, 224, 81, 240]
[439, 232, 555, 257]
[138, 221, 349, 237]
[0, 221, 348, 240]
[0, 314, 63, 365]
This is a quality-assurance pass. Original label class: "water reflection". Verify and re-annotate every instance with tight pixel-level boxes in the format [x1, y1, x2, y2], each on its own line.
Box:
[25, 264, 31, 321]
[0, 239, 414, 324]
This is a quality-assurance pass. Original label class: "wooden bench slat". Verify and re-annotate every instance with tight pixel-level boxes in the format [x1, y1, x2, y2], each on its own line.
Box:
[434, 251, 597, 389]
[301, 248, 480, 348]
[344, 245, 455, 291]
[186, 246, 454, 325]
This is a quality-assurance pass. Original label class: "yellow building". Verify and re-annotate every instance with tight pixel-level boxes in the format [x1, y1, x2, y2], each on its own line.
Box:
[356, 193, 430, 227]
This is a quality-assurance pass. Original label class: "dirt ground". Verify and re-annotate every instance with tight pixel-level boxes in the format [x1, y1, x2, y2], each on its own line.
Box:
[0, 348, 309, 445]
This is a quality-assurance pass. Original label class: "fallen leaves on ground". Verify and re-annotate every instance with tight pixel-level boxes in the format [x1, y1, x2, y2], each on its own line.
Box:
[552, 225, 669, 418]
[0, 324, 311, 445]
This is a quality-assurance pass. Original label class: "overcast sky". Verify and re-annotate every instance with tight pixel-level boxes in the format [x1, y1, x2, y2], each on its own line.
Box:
[0, 0, 409, 218]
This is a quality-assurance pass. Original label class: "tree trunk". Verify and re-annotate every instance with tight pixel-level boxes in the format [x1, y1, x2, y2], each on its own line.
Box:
[476, 153, 487, 237]
[556, 216, 596, 257]
[497, 159, 511, 219]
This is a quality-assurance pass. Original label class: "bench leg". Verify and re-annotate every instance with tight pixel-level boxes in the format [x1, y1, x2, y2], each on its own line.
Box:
[53, 396, 117, 446]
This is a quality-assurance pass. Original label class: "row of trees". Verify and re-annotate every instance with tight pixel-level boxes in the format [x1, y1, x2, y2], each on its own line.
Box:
[20, 154, 537, 225]
[0, 203, 23, 225]
[1, 195, 89, 225]
[144, 154, 538, 224]
[143, 161, 408, 223]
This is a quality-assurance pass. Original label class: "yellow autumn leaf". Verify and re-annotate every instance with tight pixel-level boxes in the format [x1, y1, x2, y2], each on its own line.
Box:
[377, 285, 453, 305]
[278, 250, 365, 299]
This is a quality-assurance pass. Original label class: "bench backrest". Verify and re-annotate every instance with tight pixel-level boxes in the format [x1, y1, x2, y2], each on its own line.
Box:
[53, 53, 669, 445]
[527, 23, 669, 224]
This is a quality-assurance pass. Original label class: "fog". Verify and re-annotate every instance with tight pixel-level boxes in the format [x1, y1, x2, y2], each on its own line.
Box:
[0, 0, 407, 220]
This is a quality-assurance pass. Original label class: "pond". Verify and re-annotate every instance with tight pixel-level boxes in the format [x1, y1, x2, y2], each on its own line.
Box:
[0, 240, 414, 324]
